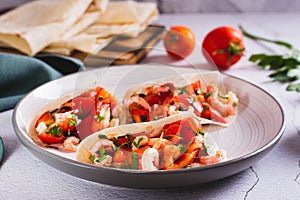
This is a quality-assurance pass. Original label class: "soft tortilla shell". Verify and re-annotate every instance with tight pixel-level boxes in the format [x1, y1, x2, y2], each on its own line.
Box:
[76, 112, 195, 164]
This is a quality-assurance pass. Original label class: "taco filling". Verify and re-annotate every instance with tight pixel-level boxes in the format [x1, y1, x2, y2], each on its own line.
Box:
[80, 117, 226, 170]
[125, 78, 238, 125]
[34, 86, 120, 152]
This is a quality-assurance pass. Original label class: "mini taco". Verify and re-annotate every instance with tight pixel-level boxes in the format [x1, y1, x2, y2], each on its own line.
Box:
[76, 112, 227, 170]
[31, 85, 122, 152]
[122, 72, 238, 127]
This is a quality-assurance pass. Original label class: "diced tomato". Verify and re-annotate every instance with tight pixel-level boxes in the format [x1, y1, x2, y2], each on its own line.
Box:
[164, 123, 180, 136]
[149, 106, 167, 121]
[38, 132, 65, 144]
[201, 103, 227, 124]
[114, 137, 130, 146]
[131, 109, 150, 123]
[191, 81, 202, 95]
[76, 114, 94, 140]
[61, 118, 76, 135]
[179, 120, 195, 143]
[72, 97, 94, 119]
[35, 111, 55, 127]
[113, 149, 132, 167]
[144, 93, 161, 106]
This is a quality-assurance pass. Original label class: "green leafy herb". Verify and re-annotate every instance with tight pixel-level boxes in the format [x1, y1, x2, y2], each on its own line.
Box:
[198, 129, 205, 136]
[97, 115, 105, 122]
[48, 125, 62, 136]
[218, 94, 229, 99]
[178, 144, 188, 153]
[98, 134, 108, 139]
[132, 137, 144, 149]
[68, 119, 76, 127]
[187, 97, 196, 104]
[95, 148, 107, 163]
[178, 87, 187, 94]
[140, 115, 148, 122]
[203, 92, 211, 98]
[164, 135, 172, 139]
[89, 155, 95, 163]
[98, 96, 104, 101]
[131, 152, 139, 169]
[239, 25, 300, 92]
[286, 83, 300, 92]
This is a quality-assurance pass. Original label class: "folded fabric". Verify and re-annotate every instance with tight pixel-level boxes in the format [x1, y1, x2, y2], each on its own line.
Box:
[0, 53, 84, 111]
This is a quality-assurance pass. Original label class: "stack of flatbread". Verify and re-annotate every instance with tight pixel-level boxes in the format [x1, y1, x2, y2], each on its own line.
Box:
[0, 0, 158, 56]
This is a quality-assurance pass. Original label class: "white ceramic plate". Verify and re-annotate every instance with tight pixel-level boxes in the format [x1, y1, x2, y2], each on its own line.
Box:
[12, 64, 285, 188]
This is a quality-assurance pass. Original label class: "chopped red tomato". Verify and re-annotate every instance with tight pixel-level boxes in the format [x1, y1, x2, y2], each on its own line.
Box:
[38, 132, 65, 144]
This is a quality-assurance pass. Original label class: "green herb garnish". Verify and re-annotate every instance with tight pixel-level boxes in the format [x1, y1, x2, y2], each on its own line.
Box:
[199, 129, 205, 136]
[178, 144, 188, 153]
[131, 152, 139, 169]
[239, 25, 300, 92]
[164, 135, 172, 139]
[48, 125, 62, 136]
[140, 115, 148, 122]
[97, 115, 105, 122]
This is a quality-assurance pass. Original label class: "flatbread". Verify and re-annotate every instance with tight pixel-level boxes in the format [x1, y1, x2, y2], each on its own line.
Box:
[0, 0, 99, 56]
[45, 1, 158, 55]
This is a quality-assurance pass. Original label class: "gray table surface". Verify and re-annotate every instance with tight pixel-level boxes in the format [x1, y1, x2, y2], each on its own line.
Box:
[1, 13, 300, 199]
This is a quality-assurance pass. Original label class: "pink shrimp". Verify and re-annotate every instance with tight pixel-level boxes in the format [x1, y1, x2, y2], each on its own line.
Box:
[207, 86, 238, 116]
[63, 136, 80, 152]
[199, 149, 227, 165]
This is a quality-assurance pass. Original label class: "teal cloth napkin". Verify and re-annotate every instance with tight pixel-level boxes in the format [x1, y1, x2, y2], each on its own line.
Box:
[0, 53, 84, 112]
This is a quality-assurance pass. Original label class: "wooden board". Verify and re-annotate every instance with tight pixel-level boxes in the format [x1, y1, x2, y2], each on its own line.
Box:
[72, 25, 165, 67]
[0, 25, 165, 67]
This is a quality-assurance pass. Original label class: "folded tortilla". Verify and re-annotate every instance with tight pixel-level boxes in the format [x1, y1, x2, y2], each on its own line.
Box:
[76, 112, 195, 164]
[122, 72, 238, 126]
[0, 0, 106, 56]
[45, 1, 159, 55]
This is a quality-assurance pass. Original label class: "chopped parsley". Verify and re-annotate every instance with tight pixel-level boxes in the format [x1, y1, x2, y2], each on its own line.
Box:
[98, 134, 108, 139]
[218, 94, 229, 99]
[95, 147, 107, 163]
[203, 92, 211, 98]
[187, 97, 196, 104]
[140, 115, 148, 122]
[68, 119, 76, 127]
[132, 137, 144, 149]
[164, 135, 172, 139]
[45, 125, 62, 137]
[178, 144, 188, 153]
[97, 115, 105, 122]
[198, 129, 205, 136]
[131, 152, 139, 169]
[98, 96, 104, 102]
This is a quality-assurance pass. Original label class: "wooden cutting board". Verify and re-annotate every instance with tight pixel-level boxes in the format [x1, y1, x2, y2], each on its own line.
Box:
[72, 25, 165, 67]
[0, 25, 165, 67]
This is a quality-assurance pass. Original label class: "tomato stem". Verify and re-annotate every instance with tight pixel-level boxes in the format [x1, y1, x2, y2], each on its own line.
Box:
[212, 40, 245, 66]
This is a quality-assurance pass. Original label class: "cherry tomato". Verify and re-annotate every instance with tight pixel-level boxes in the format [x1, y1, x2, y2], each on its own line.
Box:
[202, 26, 245, 70]
[35, 111, 54, 127]
[163, 25, 196, 60]
[38, 132, 65, 144]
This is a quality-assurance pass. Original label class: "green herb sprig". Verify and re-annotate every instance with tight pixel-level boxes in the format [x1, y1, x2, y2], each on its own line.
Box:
[239, 25, 300, 92]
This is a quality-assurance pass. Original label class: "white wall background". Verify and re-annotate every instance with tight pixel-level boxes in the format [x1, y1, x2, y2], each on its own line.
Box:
[1, 0, 300, 13]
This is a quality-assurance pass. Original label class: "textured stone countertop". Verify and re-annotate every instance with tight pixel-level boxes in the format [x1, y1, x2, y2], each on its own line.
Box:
[1, 13, 300, 199]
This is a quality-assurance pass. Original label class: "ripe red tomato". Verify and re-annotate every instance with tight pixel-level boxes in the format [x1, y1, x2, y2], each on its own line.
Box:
[202, 26, 245, 70]
[163, 26, 196, 60]
[38, 132, 65, 144]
